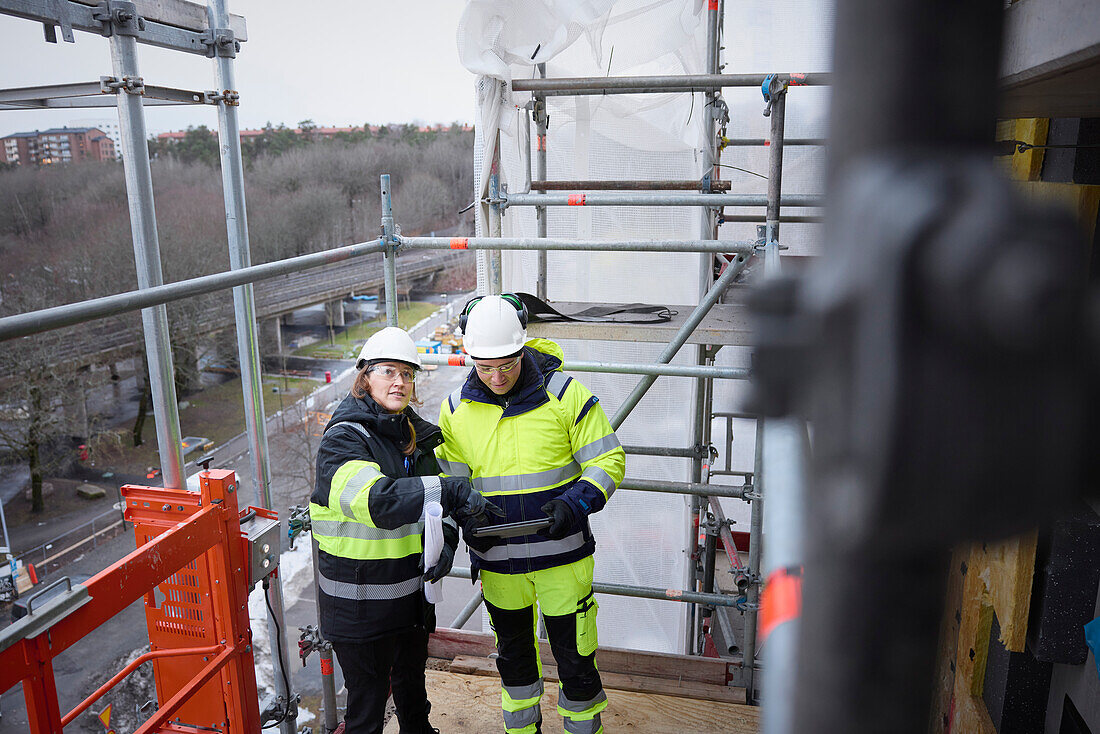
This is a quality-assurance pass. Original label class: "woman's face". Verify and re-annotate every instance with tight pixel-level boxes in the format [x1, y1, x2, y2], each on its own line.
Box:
[367, 361, 416, 413]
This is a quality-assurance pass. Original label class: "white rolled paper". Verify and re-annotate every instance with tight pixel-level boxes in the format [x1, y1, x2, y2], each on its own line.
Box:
[423, 501, 445, 604]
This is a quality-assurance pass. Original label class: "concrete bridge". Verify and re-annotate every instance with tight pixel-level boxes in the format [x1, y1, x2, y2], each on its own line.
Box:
[7, 249, 471, 378]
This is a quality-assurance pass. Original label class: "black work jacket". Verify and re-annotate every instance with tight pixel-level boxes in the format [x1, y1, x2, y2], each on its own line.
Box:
[310, 393, 456, 643]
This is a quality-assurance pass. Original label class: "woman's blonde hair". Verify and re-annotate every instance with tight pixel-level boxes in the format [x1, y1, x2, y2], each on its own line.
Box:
[352, 363, 420, 455]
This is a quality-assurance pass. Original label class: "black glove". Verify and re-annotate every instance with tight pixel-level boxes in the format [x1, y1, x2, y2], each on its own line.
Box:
[462, 514, 497, 554]
[442, 477, 505, 524]
[539, 499, 577, 540]
[424, 523, 458, 583]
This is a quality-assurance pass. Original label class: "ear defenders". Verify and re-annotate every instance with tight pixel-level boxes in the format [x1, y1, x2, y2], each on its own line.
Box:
[459, 293, 529, 333]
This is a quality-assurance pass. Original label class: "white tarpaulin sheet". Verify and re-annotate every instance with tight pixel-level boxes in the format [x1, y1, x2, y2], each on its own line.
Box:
[458, 0, 832, 654]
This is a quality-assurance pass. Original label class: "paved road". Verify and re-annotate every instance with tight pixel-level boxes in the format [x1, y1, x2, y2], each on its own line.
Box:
[0, 292, 481, 729]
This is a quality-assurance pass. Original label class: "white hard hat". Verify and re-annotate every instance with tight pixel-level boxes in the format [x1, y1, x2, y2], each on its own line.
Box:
[356, 327, 422, 370]
[461, 295, 527, 358]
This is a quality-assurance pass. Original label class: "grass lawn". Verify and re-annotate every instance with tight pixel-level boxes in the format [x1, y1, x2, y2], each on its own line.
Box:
[292, 301, 439, 359]
[94, 374, 320, 476]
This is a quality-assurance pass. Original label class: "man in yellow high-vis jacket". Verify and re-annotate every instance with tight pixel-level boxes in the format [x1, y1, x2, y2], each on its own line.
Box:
[437, 294, 626, 734]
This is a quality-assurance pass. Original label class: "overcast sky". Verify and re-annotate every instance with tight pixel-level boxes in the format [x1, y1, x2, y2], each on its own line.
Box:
[0, 1, 477, 137]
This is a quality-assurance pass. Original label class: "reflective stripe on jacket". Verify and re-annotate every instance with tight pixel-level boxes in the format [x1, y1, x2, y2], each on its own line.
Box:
[310, 395, 455, 643]
[437, 338, 625, 574]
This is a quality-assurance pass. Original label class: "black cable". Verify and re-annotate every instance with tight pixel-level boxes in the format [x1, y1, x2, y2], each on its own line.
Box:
[261, 577, 293, 729]
[718, 163, 768, 180]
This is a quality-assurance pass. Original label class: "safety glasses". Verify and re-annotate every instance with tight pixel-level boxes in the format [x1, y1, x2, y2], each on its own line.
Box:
[369, 365, 417, 383]
[473, 357, 521, 377]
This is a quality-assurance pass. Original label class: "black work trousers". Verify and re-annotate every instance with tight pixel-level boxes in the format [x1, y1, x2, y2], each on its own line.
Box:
[331, 627, 432, 734]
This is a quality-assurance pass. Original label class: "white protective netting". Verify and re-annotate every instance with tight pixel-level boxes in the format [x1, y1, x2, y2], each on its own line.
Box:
[458, 0, 833, 654]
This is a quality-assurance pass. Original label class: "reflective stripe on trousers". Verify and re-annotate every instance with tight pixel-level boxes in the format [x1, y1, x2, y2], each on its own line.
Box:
[502, 680, 543, 733]
[562, 713, 603, 734]
[559, 688, 607, 734]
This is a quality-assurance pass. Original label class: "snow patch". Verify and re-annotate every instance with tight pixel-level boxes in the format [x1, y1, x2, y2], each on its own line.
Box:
[248, 537, 314, 697]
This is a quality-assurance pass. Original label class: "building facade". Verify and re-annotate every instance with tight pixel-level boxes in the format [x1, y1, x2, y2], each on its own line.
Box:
[71, 118, 122, 159]
[0, 127, 116, 166]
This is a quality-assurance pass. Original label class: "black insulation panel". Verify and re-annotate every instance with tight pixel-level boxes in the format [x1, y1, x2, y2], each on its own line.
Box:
[1027, 502, 1100, 664]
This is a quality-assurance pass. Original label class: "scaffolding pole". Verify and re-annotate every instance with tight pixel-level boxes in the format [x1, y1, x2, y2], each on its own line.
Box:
[419, 353, 750, 380]
[208, 2, 295, 730]
[529, 179, 733, 191]
[512, 72, 830, 95]
[765, 79, 788, 245]
[451, 589, 485, 629]
[502, 192, 821, 208]
[689, 0, 722, 654]
[535, 63, 548, 300]
[108, 15, 185, 491]
[742, 407, 765, 700]
[721, 137, 824, 147]
[0, 239, 386, 342]
[721, 214, 821, 224]
[487, 132, 504, 294]
[760, 419, 809, 734]
[0, 0, 247, 56]
[448, 568, 744, 608]
[381, 175, 399, 326]
[399, 236, 754, 253]
[620, 477, 746, 500]
[623, 445, 697, 458]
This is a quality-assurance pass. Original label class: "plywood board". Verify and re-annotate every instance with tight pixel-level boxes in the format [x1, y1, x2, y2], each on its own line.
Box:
[525, 296, 752, 346]
[929, 548, 968, 733]
[449, 655, 747, 705]
[949, 546, 997, 734]
[972, 531, 1039, 652]
[429, 628, 734, 686]
[405, 669, 760, 734]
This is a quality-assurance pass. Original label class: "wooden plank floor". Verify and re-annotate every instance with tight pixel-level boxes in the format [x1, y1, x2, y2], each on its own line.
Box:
[383, 669, 760, 733]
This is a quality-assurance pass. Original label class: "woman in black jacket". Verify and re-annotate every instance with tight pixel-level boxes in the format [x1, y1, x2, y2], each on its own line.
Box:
[310, 327, 498, 734]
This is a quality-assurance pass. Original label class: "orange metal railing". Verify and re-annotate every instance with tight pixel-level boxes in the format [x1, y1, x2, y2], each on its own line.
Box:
[0, 469, 264, 733]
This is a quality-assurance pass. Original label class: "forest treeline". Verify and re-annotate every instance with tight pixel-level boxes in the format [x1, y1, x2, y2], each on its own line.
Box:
[0, 124, 474, 511]
[1, 124, 474, 312]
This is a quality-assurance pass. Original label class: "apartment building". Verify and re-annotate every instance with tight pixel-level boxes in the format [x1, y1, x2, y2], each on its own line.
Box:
[0, 127, 116, 166]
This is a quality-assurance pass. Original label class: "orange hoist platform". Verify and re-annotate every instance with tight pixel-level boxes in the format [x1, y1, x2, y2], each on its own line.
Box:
[0, 469, 276, 733]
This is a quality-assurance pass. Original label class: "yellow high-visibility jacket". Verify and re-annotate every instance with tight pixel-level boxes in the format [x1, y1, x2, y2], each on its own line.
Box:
[437, 338, 625, 574]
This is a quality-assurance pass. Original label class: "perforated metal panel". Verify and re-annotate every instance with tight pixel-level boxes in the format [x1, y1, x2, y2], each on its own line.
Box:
[123, 471, 259, 732]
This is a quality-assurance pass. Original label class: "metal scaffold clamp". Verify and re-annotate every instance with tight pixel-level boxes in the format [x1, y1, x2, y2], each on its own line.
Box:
[287, 504, 311, 550]
[204, 89, 241, 106]
[42, 0, 75, 43]
[297, 624, 331, 666]
[761, 73, 788, 117]
[203, 27, 239, 58]
[99, 75, 144, 96]
[92, 1, 144, 36]
[753, 224, 787, 252]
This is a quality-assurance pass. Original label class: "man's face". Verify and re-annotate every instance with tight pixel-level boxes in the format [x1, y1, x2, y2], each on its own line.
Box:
[473, 355, 523, 395]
